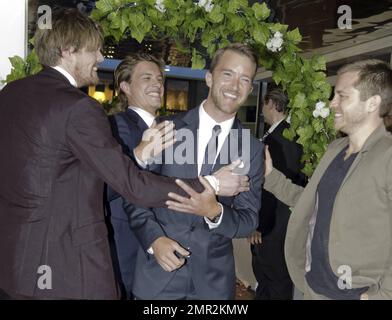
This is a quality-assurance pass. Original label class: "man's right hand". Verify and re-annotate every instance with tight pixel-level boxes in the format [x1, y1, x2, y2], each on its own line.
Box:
[264, 145, 273, 177]
[134, 121, 176, 163]
[151, 236, 190, 272]
[213, 159, 250, 196]
[247, 230, 262, 245]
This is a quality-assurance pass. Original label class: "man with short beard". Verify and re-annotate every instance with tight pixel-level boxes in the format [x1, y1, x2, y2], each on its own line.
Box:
[0, 9, 249, 300]
[264, 59, 392, 300]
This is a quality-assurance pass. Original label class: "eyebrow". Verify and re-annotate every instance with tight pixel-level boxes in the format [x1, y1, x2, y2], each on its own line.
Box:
[139, 72, 163, 78]
[335, 89, 349, 94]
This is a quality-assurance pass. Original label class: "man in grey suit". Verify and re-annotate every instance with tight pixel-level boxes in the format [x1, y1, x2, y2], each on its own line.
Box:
[264, 59, 392, 299]
[126, 43, 264, 300]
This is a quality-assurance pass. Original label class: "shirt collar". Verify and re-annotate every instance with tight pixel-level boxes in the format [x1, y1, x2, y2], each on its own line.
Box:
[128, 106, 155, 127]
[199, 100, 235, 135]
[268, 118, 285, 134]
[52, 66, 78, 87]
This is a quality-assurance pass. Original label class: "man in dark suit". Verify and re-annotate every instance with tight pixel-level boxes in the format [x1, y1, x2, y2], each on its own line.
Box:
[0, 9, 249, 299]
[106, 53, 165, 299]
[126, 43, 264, 300]
[248, 88, 307, 299]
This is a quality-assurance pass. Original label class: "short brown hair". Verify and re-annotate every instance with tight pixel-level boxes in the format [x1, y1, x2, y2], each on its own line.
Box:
[114, 53, 165, 110]
[209, 43, 258, 78]
[264, 88, 288, 113]
[35, 8, 103, 66]
[338, 59, 392, 119]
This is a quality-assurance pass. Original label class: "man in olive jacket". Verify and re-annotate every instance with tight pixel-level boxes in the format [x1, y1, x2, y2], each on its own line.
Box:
[264, 59, 392, 300]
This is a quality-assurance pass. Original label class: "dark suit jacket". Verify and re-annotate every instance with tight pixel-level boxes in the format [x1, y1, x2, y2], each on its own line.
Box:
[259, 121, 307, 237]
[106, 109, 149, 298]
[125, 107, 264, 299]
[0, 67, 202, 299]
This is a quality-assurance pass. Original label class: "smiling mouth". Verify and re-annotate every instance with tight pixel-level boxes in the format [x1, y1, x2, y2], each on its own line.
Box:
[146, 92, 161, 98]
[222, 92, 238, 100]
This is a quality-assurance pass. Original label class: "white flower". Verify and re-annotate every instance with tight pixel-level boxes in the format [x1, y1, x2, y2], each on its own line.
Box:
[313, 109, 321, 118]
[274, 31, 283, 39]
[315, 101, 326, 111]
[319, 107, 330, 118]
[313, 101, 330, 119]
[155, 0, 166, 13]
[266, 32, 284, 52]
[197, 0, 214, 12]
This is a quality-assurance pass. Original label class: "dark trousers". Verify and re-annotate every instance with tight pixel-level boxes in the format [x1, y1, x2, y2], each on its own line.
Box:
[251, 233, 293, 300]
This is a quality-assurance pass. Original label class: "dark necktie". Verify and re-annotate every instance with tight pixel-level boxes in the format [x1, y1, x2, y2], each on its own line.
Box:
[200, 125, 222, 176]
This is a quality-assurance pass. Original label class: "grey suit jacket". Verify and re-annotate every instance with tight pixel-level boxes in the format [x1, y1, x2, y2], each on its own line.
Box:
[125, 107, 264, 299]
[264, 125, 392, 299]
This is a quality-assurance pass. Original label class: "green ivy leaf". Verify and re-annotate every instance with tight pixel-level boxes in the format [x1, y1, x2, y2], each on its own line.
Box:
[227, 0, 241, 14]
[312, 55, 327, 71]
[95, 0, 115, 14]
[252, 2, 270, 20]
[209, 5, 224, 23]
[286, 28, 302, 44]
[292, 92, 307, 110]
[191, 48, 205, 69]
[252, 24, 269, 45]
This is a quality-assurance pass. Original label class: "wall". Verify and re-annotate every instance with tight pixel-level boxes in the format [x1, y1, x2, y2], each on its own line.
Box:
[0, 0, 26, 88]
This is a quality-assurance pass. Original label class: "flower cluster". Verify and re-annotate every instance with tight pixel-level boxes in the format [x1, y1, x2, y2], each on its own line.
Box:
[266, 31, 283, 52]
[312, 101, 330, 119]
[155, 0, 166, 13]
[196, 0, 214, 12]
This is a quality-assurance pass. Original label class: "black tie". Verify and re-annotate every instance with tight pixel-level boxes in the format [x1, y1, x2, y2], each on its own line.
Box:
[200, 125, 222, 176]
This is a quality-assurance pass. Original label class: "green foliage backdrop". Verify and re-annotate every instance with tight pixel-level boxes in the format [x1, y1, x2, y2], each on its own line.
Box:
[4, 0, 336, 176]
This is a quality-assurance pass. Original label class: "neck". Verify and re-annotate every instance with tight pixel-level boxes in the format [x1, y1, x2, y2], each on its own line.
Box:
[203, 99, 235, 123]
[268, 113, 285, 126]
[346, 119, 382, 156]
[56, 62, 79, 87]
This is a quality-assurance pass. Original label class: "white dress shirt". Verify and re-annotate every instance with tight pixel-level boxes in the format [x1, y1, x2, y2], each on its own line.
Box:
[197, 101, 235, 229]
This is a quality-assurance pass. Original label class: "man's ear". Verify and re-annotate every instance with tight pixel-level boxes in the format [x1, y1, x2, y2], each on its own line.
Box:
[61, 46, 76, 59]
[119, 81, 130, 95]
[367, 95, 381, 113]
[205, 71, 212, 88]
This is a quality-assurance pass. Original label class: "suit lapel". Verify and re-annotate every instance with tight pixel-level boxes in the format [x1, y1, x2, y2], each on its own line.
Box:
[179, 108, 199, 178]
[125, 109, 149, 132]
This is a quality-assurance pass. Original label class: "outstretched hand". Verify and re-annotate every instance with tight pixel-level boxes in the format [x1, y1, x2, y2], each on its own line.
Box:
[134, 120, 176, 163]
[166, 177, 221, 220]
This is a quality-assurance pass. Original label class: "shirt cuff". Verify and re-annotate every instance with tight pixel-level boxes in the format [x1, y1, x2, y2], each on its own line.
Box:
[147, 247, 154, 254]
[133, 149, 148, 169]
[204, 203, 224, 229]
[204, 175, 219, 194]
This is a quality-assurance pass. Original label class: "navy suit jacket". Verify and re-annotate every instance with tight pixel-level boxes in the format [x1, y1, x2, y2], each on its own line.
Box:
[107, 109, 149, 212]
[106, 109, 149, 298]
[125, 107, 264, 299]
